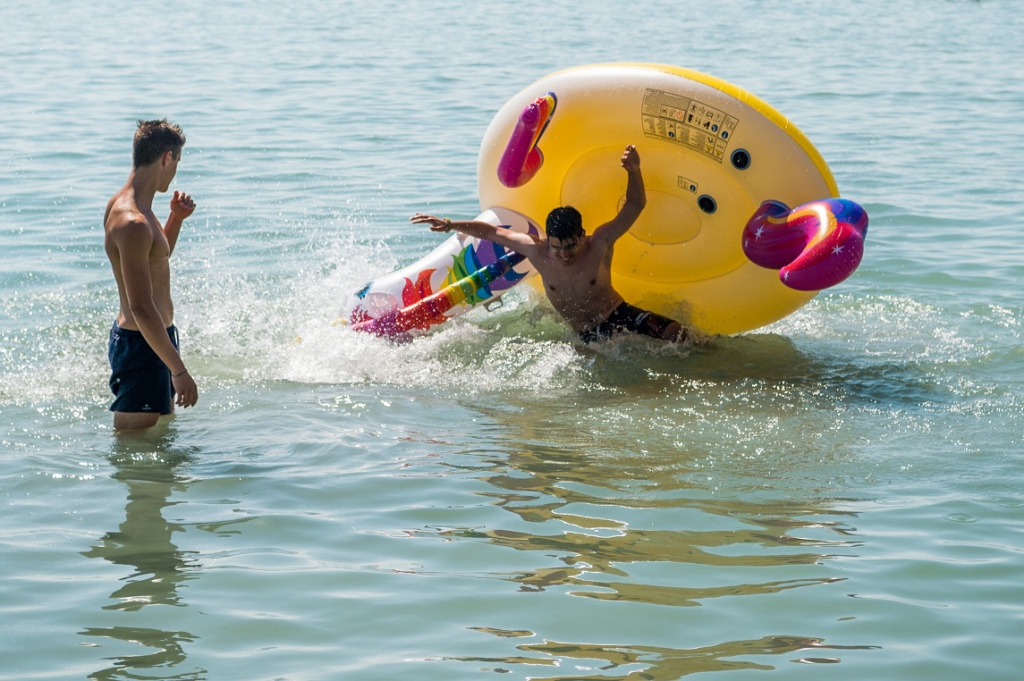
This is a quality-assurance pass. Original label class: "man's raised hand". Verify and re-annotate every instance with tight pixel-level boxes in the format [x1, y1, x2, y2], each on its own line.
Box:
[620, 144, 641, 173]
[170, 190, 196, 221]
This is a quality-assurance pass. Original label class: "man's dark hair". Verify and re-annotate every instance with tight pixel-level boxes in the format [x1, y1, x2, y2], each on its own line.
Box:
[546, 206, 584, 242]
[133, 119, 186, 168]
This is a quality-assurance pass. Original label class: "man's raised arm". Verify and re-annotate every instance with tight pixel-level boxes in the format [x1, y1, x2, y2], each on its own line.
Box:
[592, 144, 647, 245]
[162, 190, 196, 256]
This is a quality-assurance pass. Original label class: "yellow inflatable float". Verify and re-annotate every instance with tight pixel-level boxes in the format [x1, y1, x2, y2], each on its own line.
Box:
[481, 62, 839, 335]
[346, 63, 863, 338]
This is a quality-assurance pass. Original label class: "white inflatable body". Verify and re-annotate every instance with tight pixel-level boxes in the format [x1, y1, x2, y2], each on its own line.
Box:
[345, 208, 538, 338]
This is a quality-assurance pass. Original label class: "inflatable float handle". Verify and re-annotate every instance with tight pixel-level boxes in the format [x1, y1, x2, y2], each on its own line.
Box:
[742, 198, 869, 291]
[496, 93, 557, 188]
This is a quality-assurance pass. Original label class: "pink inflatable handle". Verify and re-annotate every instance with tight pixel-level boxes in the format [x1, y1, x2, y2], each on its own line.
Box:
[497, 93, 557, 188]
[742, 198, 869, 291]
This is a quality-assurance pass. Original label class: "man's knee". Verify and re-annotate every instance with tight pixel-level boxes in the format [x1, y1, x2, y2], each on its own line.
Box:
[113, 411, 161, 431]
[663, 321, 686, 343]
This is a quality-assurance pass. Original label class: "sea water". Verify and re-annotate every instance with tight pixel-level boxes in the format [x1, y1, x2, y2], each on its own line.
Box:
[1, 1, 1022, 679]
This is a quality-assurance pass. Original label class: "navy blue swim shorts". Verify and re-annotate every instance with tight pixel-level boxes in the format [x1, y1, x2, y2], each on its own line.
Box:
[579, 302, 678, 344]
[108, 323, 179, 414]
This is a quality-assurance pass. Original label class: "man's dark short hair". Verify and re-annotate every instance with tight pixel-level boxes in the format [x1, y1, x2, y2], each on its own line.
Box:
[133, 119, 186, 168]
[546, 206, 584, 243]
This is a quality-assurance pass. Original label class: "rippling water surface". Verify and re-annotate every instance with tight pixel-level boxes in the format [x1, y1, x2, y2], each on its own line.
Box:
[2, 1, 1023, 679]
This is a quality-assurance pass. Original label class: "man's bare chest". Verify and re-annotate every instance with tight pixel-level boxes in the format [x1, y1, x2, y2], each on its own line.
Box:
[538, 252, 610, 294]
[140, 212, 170, 260]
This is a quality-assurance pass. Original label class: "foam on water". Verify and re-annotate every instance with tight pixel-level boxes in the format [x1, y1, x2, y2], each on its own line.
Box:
[3, 210, 1020, 430]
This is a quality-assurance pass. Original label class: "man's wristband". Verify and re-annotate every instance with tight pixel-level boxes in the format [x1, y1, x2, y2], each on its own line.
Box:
[173, 369, 189, 378]
[444, 218, 453, 232]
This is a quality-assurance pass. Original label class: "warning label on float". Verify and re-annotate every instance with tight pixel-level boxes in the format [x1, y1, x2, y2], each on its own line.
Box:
[641, 89, 738, 163]
[677, 176, 698, 193]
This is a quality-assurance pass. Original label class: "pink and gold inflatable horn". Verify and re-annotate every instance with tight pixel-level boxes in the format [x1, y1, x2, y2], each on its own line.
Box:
[742, 198, 869, 291]
[496, 93, 557, 188]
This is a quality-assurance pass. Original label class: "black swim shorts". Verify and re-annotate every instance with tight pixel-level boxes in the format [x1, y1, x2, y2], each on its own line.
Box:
[579, 302, 678, 344]
[108, 322, 179, 414]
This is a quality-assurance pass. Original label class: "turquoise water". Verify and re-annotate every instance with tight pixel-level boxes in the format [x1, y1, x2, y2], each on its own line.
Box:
[2, 1, 1023, 679]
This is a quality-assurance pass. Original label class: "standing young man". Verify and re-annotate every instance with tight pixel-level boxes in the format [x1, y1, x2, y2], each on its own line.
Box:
[104, 119, 198, 430]
[411, 144, 688, 343]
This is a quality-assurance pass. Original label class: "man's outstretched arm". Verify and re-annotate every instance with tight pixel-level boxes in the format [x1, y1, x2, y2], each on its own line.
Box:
[410, 213, 540, 256]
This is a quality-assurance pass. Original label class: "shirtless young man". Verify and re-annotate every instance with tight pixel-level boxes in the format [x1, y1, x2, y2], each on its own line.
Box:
[411, 144, 688, 344]
[104, 119, 198, 431]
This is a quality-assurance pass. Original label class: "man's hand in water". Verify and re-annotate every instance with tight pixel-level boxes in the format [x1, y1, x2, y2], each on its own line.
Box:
[620, 144, 641, 173]
[170, 190, 196, 221]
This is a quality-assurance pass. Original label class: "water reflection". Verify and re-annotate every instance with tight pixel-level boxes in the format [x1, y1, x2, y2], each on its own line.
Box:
[434, 361, 879, 678]
[430, 451, 859, 608]
[79, 427, 206, 680]
[460, 629, 878, 679]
